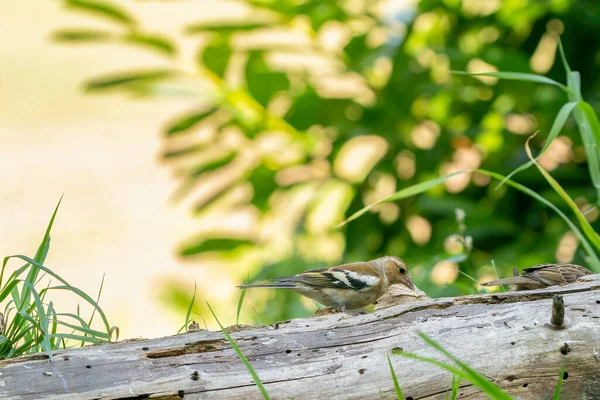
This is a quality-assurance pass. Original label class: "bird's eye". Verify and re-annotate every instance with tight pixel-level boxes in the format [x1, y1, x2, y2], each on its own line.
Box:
[398, 267, 406, 274]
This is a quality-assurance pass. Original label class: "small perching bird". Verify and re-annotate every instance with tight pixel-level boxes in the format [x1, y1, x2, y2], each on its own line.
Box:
[238, 256, 415, 311]
[481, 263, 592, 291]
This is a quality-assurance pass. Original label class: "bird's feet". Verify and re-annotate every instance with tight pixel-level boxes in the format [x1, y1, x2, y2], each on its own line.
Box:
[314, 307, 340, 316]
[340, 309, 369, 319]
[345, 309, 369, 316]
[314, 307, 369, 317]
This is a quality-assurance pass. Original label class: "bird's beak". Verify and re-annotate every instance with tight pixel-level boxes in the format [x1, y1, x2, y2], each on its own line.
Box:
[401, 276, 416, 291]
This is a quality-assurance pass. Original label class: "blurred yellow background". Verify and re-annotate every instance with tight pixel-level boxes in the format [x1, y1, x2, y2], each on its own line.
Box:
[0, 0, 246, 338]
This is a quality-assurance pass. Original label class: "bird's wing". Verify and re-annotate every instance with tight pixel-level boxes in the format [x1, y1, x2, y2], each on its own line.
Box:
[522, 263, 591, 285]
[276, 266, 380, 291]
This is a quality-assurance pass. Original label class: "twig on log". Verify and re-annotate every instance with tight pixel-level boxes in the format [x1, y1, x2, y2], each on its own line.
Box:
[551, 294, 565, 326]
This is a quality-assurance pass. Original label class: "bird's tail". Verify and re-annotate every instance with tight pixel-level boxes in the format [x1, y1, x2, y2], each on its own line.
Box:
[481, 277, 527, 287]
[237, 281, 297, 289]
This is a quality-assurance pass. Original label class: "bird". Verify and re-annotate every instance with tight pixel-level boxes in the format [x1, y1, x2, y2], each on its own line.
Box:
[237, 256, 415, 311]
[481, 263, 592, 291]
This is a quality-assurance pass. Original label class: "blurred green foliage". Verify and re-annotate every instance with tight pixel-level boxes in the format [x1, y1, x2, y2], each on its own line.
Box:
[55, 0, 600, 324]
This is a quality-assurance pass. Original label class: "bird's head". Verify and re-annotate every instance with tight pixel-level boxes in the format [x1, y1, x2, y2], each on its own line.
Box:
[373, 256, 415, 291]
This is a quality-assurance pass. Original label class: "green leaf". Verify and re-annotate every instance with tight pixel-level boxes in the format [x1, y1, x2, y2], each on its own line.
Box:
[162, 144, 207, 160]
[387, 354, 405, 400]
[245, 52, 290, 107]
[164, 108, 217, 136]
[563, 69, 600, 203]
[497, 101, 579, 188]
[343, 34, 368, 69]
[179, 238, 253, 257]
[576, 101, 600, 195]
[53, 29, 176, 57]
[52, 29, 114, 42]
[84, 69, 176, 92]
[185, 21, 272, 35]
[65, 0, 136, 27]
[451, 71, 570, 93]
[190, 153, 236, 178]
[524, 135, 600, 252]
[247, 165, 277, 211]
[171, 152, 237, 204]
[199, 38, 232, 78]
[207, 303, 270, 400]
[123, 33, 177, 57]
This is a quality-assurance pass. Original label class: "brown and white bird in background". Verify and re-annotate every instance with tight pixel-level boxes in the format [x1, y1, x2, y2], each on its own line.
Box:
[238, 256, 415, 311]
[481, 263, 592, 291]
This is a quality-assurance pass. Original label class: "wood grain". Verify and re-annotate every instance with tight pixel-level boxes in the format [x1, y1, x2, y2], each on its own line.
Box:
[2, 275, 600, 400]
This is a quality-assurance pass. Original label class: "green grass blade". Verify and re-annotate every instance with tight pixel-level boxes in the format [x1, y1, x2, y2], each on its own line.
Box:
[409, 332, 512, 399]
[576, 101, 600, 201]
[452, 373, 463, 399]
[578, 102, 600, 151]
[236, 287, 247, 326]
[19, 196, 62, 310]
[207, 302, 270, 400]
[451, 71, 570, 93]
[0, 263, 31, 298]
[86, 273, 106, 331]
[553, 365, 566, 400]
[480, 169, 600, 270]
[557, 39, 572, 76]
[392, 350, 496, 397]
[53, 310, 106, 344]
[47, 302, 59, 349]
[338, 168, 600, 269]
[337, 171, 471, 227]
[3, 259, 112, 335]
[49, 333, 105, 344]
[564, 71, 600, 202]
[20, 281, 53, 360]
[51, 319, 111, 339]
[387, 354, 405, 400]
[177, 283, 197, 334]
[40, 283, 112, 335]
[55, 312, 94, 327]
[253, 307, 264, 326]
[236, 274, 249, 325]
[497, 101, 579, 188]
[15, 312, 45, 357]
[524, 135, 600, 251]
[22, 237, 49, 306]
[0, 281, 20, 305]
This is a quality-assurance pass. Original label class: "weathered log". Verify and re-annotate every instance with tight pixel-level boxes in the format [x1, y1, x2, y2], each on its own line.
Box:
[2, 275, 600, 400]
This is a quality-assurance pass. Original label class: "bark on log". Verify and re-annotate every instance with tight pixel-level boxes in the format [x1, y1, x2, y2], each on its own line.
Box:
[2, 276, 600, 400]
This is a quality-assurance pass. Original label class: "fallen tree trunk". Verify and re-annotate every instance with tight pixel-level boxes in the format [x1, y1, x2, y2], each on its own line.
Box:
[2, 276, 600, 400]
